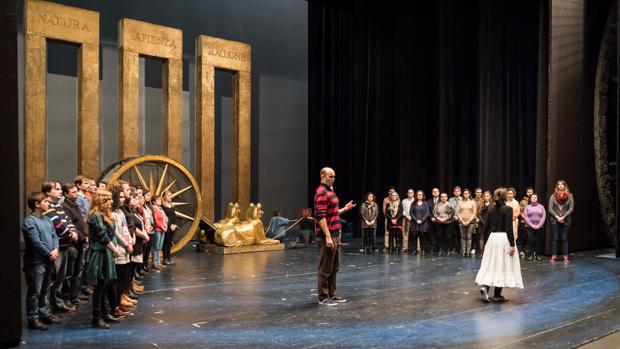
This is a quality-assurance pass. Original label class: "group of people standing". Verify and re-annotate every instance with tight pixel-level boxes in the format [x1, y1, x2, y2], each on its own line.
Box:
[312, 166, 575, 307]
[359, 180, 575, 262]
[22, 176, 179, 330]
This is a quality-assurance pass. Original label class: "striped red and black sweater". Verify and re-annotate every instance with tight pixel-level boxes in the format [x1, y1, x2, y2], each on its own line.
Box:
[314, 183, 341, 237]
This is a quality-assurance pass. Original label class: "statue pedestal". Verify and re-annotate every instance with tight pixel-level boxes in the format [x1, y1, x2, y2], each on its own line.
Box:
[199, 243, 285, 254]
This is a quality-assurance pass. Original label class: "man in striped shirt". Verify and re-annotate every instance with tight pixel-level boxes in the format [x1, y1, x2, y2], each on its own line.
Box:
[314, 167, 355, 306]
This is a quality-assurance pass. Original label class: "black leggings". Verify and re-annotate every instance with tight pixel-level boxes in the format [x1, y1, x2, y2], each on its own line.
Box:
[526, 227, 543, 256]
[92, 279, 111, 321]
[163, 230, 175, 261]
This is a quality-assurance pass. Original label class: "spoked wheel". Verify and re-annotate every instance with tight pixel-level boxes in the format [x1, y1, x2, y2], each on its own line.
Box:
[98, 155, 203, 254]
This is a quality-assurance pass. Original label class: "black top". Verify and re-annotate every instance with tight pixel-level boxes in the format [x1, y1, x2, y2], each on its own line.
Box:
[482, 204, 515, 246]
[63, 198, 87, 243]
[162, 205, 177, 232]
[299, 217, 314, 231]
[132, 210, 145, 255]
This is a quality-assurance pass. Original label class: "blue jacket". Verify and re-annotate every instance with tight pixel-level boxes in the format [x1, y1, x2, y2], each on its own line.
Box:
[22, 214, 59, 266]
[267, 216, 290, 238]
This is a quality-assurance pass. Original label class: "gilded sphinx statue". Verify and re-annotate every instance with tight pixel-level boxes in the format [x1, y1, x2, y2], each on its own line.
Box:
[214, 203, 280, 247]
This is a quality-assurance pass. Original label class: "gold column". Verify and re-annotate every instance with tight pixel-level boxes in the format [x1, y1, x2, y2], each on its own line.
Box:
[233, 71, 251, 212]
[24, 0, 100, 196]
[118, 19, 183, 161]
[196, 35, 252, 219]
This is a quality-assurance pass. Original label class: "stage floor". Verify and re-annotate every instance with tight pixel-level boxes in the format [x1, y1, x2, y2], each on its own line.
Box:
[19, 243, 620, 348]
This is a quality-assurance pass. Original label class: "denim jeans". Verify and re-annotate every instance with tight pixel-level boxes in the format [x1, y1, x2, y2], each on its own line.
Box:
[25, 262, 52, 320]
[552, 223, 569, 256]
[49, 246, 77, 309]
[152, 231, 164, 265]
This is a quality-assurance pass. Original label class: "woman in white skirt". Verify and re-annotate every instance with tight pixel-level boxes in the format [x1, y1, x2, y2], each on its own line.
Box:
[475, 187, 524, 303]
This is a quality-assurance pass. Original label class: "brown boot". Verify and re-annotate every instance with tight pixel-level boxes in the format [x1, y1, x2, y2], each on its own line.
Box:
[121, 293, 138, 305]
[120, 297, 135, 307]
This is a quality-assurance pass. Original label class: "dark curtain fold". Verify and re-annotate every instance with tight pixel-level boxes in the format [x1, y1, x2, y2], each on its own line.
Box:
[478, 0, 541, 191]
[309, 0, 541, 233]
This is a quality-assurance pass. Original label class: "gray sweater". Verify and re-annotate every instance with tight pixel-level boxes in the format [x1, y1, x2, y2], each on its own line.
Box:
[360, 202, 379, 228]
[548, 193, 574, 225]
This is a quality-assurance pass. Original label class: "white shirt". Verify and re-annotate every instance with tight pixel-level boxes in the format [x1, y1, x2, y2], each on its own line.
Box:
[401, 198, 414, 219]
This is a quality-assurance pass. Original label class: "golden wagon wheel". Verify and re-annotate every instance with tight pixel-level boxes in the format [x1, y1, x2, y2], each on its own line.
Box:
[98, 155, 202, 254]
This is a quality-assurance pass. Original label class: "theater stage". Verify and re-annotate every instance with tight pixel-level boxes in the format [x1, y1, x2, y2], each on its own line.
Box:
[20, 244, 620, 348]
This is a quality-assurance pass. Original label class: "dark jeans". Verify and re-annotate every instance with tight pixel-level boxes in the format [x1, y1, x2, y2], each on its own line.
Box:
[69, 242, 86, 301]
[362, 228, 376, 250]
[317, 235, 341, 301]
[25, 262, 52, 320]
[552, 223, 569, 256]
[526, 226, 543, 256]
[50, 246, 77, 309]
[163, 229, 175, 261]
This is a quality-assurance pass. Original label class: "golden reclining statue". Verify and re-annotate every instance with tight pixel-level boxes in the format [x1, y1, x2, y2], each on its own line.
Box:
[214, 202, 280, 247]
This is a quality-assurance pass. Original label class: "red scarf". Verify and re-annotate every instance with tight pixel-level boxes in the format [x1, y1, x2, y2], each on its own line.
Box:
[555, 191, 569, 205]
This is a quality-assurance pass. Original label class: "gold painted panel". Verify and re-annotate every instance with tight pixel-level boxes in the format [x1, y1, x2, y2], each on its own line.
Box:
[196, 35, 252, 219]
[118, 18, 183, 162]
[24, 0, 100, 197]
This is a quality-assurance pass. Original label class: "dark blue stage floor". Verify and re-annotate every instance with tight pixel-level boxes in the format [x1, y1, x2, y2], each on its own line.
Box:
[19, 243, 620, 348]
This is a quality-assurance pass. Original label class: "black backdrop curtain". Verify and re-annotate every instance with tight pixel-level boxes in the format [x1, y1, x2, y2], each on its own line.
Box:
[308, 0, 544, 234]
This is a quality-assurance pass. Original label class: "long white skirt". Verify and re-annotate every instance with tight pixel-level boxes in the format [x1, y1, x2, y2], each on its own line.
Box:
[475, 232, 524, 288]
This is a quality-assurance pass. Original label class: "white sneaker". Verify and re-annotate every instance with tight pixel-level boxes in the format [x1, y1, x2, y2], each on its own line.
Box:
[318, 298, 338, 307]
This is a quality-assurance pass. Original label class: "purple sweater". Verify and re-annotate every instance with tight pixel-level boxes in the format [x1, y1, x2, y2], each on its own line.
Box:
[524, 203, 546, 228]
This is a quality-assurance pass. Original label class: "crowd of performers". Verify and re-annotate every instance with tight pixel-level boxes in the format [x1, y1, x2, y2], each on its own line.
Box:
[359, 181, 574, 263]
[22, 177, 179, 330]
[22, 175, 575, 329]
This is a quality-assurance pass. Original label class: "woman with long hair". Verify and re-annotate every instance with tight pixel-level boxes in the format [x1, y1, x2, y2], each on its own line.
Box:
[151, 195, 168, 270]
[129, 193, 148, 296]
[161, 190, 178, 265]
[475, 188, 524, 303]
[477, 190, 492, 257]
[385, 191, 404, 254]
[549, 180, 574, 262]
[110, 187, 137, 312]
[141, 190, 155, 273]
[410, 190, 430, 255]
[456, 189, 477, 257]
[360, 192, 378, 253]
[86, 189, 120, 328]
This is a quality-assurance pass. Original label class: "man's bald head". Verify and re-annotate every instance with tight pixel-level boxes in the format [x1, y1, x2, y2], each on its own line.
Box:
[320, 167, 336, 186]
